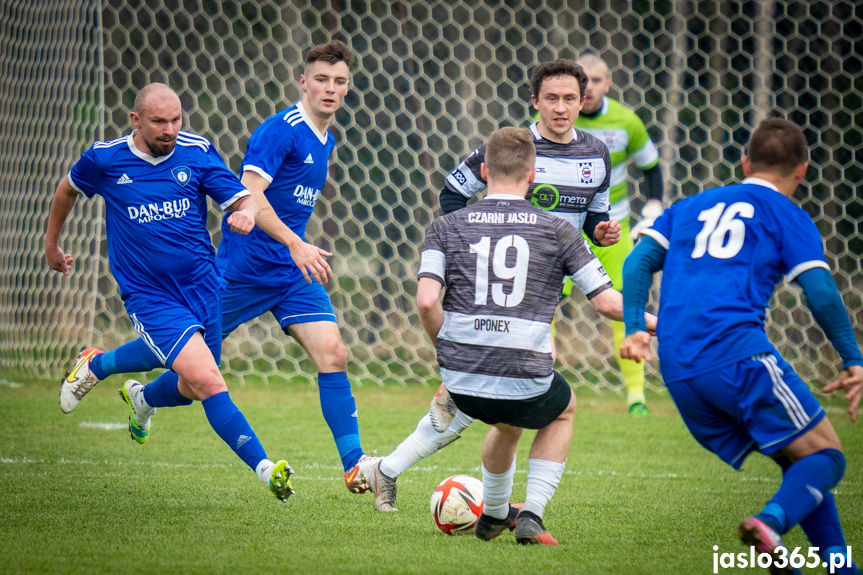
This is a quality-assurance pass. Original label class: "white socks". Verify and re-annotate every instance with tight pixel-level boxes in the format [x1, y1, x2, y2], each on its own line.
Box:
[481, 458, 516, 520]
[379, 411, 473, 478]
[523, 459, 565, 518]
[255, 459, 275, 484]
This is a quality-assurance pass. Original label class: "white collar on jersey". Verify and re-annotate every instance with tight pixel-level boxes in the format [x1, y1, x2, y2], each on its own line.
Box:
[126, 131, 176, 165]
[484, 193, 528, 201]
[529, 122, 578, 143]
[598, 96, 610, 115]
[296, 101, 329, 145]
[741, 177, 780, 193]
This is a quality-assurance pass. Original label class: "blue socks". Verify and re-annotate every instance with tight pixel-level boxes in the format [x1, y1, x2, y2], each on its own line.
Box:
[90, 338, 162, 380]
[318, 372, 363, 471]
[757, 449, 847, 534]
[142, 371, 192, 407]
[201, 391, 267, 471]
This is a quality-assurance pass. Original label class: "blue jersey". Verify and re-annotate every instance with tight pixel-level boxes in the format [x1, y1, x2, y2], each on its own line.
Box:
[68, 131, 249, 308]
[217, 102, 335, 285]
[642, 177, 829, 383]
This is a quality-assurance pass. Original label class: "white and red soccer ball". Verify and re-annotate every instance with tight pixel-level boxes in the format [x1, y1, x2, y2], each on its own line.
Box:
[430, 475, 484, 535]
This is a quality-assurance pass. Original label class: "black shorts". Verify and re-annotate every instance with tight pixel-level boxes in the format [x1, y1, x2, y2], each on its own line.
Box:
[449, 372, 573, 430]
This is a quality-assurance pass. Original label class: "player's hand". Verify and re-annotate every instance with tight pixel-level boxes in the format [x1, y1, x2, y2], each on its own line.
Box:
[630, 200, 664, 241]
[46, 245, 74, 276]
[595, 219, 621, 246]
[822, 364, 863, 422]
[226, 209, 256, 235]
[620, 331, 652, 363]
[290, 240, 333, 284]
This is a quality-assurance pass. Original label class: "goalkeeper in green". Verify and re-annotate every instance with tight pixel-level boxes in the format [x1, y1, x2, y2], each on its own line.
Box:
[569, 54, 664, 416]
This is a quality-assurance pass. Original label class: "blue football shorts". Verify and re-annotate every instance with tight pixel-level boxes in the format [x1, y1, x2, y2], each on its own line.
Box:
[221, 278, 337, 338]
[666, 352, 825, 470]
[666, 353, 825, 469]
[126, 291, 222, 370]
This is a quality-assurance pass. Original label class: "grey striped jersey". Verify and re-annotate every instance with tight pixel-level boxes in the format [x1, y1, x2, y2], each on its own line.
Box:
[444, 122, 611, 234]
[418, 194, 613, 400]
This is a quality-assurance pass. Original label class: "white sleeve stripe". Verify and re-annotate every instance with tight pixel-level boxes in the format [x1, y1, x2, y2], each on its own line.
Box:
[243, 165, 274, 183]
[786, 260, 829, 282]
[419, 249, 446, 280]
[66, 172, 84, 193]
[633, 141, 659, 168]
[219, 189, 251, 210]
[641, 228, 669, 249]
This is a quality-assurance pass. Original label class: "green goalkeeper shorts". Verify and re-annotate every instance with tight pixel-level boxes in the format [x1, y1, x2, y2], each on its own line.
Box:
[563, 216, 633, 296]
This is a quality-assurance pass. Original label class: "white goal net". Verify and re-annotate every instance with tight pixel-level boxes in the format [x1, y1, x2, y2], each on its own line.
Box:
[1, 0, 861, 394]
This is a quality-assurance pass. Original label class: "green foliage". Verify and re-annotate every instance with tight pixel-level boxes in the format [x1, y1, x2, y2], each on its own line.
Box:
[0, 379, 860, 574]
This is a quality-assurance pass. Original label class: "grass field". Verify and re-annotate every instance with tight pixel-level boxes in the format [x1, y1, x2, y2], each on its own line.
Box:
[1, 375, 860, 574]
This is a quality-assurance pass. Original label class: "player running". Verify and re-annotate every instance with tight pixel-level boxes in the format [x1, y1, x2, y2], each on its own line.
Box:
[621, 118, 862, 575]
[48, 83, 293, 501]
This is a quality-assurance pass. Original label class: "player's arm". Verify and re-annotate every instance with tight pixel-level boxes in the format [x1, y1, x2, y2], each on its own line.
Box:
[223, 194, 258, 235]
[587, 287, 657, 334]
[440, 144, 487, 215]
[795, 267, 863, 421]
[619, 235, 667, 363]
[583, 211, 620, 247]
[44, 176, 80, 276]
[630, 165, 664, 240]
[416, 277, 444, 346]
[240, 171, 332, 285]
[440, 187, 469, 214]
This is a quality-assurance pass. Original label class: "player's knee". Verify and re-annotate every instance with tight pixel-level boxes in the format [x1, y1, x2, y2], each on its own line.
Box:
[183, 368, 227, 400]
[820, 448, 846, 484]
[319, 337, 347, 371]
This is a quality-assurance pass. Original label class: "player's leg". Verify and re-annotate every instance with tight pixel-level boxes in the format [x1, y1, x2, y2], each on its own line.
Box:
[471, 423, 523, 541]
[744, 355, 857, 575]
[515, 378, 575, 546]
[129, 294, 293, 500]
[372, 409, 475, 511]
[770, 454, 859, 575]
[171, 331, 293, 501]
[589, 226, 647, 414]
[282, 312, 378, 493]
[450, 373, 573, 545]
[59, 337, 163, 413]
[677, 354, 849, 572]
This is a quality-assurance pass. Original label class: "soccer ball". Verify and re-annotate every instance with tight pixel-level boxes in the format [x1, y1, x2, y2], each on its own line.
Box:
[430, 475, 484, 535]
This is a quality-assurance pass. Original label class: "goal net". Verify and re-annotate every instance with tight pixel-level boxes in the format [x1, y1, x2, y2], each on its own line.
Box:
[1, 0, 860, 394]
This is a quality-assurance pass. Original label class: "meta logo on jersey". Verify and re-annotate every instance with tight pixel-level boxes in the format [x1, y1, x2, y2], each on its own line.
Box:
[171, 166, 192, 187]
[293, 185, 321, 207]
[127, 198, 191, 223]
[578, 162, 595, 184]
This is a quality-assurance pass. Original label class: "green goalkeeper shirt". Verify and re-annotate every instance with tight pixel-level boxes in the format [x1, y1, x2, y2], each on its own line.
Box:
[573, 97, 659, 222]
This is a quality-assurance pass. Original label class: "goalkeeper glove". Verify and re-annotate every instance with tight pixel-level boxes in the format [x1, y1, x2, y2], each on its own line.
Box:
[629, 200, 664, 240]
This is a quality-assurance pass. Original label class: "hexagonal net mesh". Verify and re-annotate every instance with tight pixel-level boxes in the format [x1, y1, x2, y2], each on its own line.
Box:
[1, 0, 861, 395]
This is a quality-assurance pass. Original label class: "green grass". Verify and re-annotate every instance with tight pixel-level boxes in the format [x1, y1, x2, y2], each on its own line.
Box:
[0, 377, 860, 574]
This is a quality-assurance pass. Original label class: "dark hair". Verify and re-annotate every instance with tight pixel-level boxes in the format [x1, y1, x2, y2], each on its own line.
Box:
[747, 118, 808, 176]
[485, 127, 536, 183]
[305, 40, 352, 68]
[530, 59, 587, 101]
